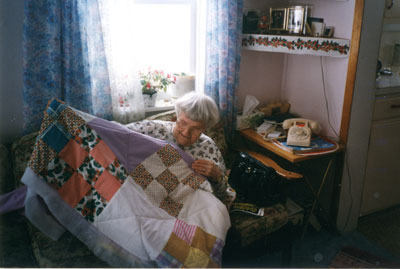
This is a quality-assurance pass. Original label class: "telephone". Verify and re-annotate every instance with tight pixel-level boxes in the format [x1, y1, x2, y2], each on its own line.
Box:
[282, 118, 320, 147]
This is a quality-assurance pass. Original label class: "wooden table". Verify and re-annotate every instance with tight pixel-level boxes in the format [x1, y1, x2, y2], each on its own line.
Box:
[238, 129, 342, 162]
[238, 128, 344, 236]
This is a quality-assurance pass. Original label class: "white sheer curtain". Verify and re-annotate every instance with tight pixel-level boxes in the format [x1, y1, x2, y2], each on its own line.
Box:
[99, 0, 145, 124]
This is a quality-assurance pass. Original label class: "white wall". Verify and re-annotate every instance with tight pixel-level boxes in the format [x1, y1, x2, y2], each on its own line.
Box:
[282, 55, 348, 138]
[238, 51, 285, 109]
[0, 0, 24, 145]
[237, 0, 286, 110]
[283, 0, 354, 139]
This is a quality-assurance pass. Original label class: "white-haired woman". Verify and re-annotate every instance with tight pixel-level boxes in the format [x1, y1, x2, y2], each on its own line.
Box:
[126, 92, 233, 206]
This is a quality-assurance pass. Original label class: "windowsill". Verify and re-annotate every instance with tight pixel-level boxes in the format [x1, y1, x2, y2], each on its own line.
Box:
[145, 90, 175, 115]
[145, 98, 175, 113]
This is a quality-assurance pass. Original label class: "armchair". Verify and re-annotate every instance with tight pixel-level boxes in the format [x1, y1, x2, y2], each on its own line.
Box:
[222, 151, 303, 267]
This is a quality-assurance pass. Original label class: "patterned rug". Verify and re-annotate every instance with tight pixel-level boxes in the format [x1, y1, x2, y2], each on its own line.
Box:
[329, 246, 400, 268]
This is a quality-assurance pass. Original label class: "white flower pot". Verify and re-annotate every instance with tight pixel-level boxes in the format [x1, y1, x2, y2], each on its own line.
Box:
[143, 92, 158, 107]
[171, 75, 195, 99]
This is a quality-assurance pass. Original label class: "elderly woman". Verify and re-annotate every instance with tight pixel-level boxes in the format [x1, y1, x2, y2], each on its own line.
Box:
[126, 92, 234, 206]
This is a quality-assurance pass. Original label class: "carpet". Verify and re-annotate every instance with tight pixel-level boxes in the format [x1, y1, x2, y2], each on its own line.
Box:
[358, 205, 400, 258]
[329, 246, 400, 268]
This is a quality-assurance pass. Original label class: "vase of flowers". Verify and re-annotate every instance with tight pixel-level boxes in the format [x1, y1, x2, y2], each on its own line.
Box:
[140, 68, 176, 107]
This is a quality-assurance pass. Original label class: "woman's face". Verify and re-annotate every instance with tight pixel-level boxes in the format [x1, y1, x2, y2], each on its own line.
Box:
[173, 112, 205, 147]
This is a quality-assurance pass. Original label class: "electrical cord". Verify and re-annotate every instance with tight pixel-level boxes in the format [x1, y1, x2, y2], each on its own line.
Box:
[319, 56, 339, 140]
[319, 56, 354, 231]
[343, 151, 354, 230]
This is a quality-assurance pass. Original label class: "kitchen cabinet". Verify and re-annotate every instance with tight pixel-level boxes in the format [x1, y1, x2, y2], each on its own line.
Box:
[361, 94, 400, 215]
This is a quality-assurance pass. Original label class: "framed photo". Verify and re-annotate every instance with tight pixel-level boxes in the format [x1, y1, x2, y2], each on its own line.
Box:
[306, 17, 322, 35]
[243, 9, 260, 34]
[323, 26, 334, 38]
[286, 6, 306, 34]
[269, 8, 287, 31]
[311, 22, 325, 37]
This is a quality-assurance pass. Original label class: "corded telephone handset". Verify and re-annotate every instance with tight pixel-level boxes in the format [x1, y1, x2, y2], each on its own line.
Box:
[282, 118, 320, 147]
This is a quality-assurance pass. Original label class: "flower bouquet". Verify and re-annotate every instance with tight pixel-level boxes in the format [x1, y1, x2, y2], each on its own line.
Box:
[139, 68, 176, 97]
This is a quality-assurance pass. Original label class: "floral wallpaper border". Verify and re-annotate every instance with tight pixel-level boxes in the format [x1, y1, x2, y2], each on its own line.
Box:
[242, 34, 350, 57]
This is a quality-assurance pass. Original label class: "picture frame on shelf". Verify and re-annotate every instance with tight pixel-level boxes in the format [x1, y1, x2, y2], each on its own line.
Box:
[311, 22, 325, 37]
[243, 9, 260, 34]
[306, 17, 324, 28]
[323, 26, 334, 38]
[269, 8, 287, 31]
[258, 11, 269, 34]
[286, 6, 307, 34]
[306, 17, 323, 36]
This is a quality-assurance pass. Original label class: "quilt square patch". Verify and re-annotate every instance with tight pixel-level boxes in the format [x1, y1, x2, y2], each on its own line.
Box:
[156, 144, 182, 167]
[156, 169, 179, 194]
[39, 113, 54, 136]
[47, 98, 64, 113]
[184, 247, 209, 268]
[167, 159, 193, 182]
[59, 139, 89, 170]
[42, 124, 70, 153]
[58, 172, 92, 208]
[160, 196, 183, 218]
[210, 238, 224, 266]
[181, 173, 205, 189]
[93, 170, 122, 202]
[169, 183, 193, 203]
[173, 219, 196, 246]
[40, 157, 74, 190]
[163, 233, 190, 263]
[106, 159, 127, 184]
[74, 124, 100, 152]
[77, 156, 104, 186]
[140, 152, 166, 179]
[58, 107, 86, 136]
[190, 227, 217, 256]
[155, 251, 182, 268]
[131, 164, 154, 190]
[144, 180, 168, 206]
[29, 139, 57, 174]
[90, 140, 116, 168]
[161, 222, 222, 268]
[75, 187, 107, 223]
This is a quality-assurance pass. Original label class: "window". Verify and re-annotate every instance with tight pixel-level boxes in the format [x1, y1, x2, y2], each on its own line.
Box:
[99, 0, 206, 91]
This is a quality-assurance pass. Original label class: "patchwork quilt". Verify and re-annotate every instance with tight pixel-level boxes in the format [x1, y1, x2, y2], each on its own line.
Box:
[21, 99, 230, 268]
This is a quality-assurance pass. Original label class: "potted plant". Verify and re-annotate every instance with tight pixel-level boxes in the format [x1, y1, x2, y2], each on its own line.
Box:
[139, 68, 176, 106]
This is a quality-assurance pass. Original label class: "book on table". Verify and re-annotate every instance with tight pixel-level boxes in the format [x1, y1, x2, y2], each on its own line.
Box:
[273, 136, 338, 155]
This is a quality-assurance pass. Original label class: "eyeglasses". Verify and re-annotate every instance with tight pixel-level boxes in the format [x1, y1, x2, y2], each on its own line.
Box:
[176, 118, 205, 134]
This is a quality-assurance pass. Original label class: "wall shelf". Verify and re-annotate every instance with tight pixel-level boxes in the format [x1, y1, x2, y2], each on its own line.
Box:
[242, 34, 350, 58]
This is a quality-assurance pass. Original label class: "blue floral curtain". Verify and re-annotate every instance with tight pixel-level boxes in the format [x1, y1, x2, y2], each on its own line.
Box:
[205, 0, 243, 142]
[23, 0, 112, 133]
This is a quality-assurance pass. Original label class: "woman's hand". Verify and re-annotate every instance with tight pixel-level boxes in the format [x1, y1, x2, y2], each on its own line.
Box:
[191, 159, 222, 181]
